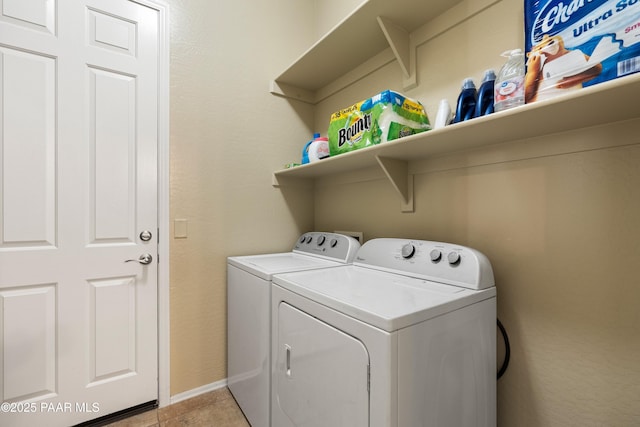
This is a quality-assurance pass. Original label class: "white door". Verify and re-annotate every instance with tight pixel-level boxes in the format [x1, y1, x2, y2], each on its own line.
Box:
[0, 1, 159, 425]
[273, 302, 370, 427]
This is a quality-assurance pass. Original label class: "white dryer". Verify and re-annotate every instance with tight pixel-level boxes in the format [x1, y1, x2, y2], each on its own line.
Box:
[227, 232, 361, 427]
[271, 238, 497, 427]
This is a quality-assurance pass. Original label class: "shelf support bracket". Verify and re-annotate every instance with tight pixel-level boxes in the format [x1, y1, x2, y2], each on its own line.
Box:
[377, 16, 416, 91]
[272, 173, 313, 189]
[270, 80, 316, 105]
[376, 156, 414, 212]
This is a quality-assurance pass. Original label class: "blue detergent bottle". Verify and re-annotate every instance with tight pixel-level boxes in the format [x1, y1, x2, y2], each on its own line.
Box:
[301, 133, 321, 164]
[475, 69, 496, 117]
[453, 78, 477, 123]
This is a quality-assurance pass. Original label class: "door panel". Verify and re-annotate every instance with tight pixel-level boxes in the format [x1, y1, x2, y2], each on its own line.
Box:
[88, 8, 137, 55]
[88, 276, 137, 383]
[0, 0, 159, 425]
[274, 302, 370, 427]
[0, 0, 56, 35]
[0, 284, 56, 401]
[1, 47, 56, 248]
[89, 67, 137, 244]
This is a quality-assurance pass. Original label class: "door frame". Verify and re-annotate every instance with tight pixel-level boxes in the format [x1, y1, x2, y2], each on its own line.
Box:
[130, 0, 171, 408]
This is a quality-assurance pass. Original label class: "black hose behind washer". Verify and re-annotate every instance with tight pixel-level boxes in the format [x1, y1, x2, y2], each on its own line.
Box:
[497, 318, 510, 380]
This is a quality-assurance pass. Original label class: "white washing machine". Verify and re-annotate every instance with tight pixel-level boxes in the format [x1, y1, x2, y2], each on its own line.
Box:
[227, 232, 361, 427]
[271, 238, 497, 427]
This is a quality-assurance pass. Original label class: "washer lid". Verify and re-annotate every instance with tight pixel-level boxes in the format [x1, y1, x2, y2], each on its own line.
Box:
[272, 265, 496, 332]
[227, 253, 343, 280]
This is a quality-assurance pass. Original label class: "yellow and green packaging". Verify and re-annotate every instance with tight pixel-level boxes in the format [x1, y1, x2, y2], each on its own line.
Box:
[328, 90, 431, 156]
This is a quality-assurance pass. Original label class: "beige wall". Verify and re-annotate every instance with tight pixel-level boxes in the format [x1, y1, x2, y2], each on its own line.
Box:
[168, 0, 316, 394]
[168, 0, 640, 425]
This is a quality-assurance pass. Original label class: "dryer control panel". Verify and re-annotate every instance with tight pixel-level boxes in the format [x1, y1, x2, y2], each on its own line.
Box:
[354, 238, 494, 290]
[292, 232, 361, 264]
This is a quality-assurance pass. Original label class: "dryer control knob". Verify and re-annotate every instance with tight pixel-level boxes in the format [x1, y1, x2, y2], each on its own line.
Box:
[305, 236, 313, 244]
[317, 235, 326, 246]
[430, 249, 442, 262]
[330, 238, 338, 248]
[447, 251, 461, 265]
[401, 244, 416, 259]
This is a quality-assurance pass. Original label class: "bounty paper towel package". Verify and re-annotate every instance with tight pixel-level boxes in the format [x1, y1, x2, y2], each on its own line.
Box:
[328, 90, 430, 156]
[525, 0, 640, 104]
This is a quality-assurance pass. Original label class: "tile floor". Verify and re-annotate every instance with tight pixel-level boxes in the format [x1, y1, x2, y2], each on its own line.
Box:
[103, 387, 249, 427]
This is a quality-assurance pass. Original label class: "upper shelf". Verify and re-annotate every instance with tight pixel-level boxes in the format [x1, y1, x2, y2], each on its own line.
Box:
[271, 0, 463, 103]
[273, 72, 640, 182]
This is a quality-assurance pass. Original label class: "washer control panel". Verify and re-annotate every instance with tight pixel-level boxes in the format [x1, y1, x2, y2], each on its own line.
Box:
[293, 232, 361, 263]
[354, 238, 494, 289]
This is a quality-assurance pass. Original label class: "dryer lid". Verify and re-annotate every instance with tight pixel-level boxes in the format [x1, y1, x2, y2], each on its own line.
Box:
[272, 265, 496, 332]
[228, 252, 343, 280]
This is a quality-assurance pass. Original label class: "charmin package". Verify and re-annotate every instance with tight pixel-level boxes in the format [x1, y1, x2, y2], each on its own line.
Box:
[524, 0, 640, 103]
[328, 90, 431, 156]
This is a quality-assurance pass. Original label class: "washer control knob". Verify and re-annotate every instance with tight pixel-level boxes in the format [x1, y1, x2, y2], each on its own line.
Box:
[447, 251, 461, 265]
[330, 238, 338, 248]
[401, 244, 416, 259]
[305, 236, 313, 244]
[430, 249, 442, 262]
[317, 235, 326, 246]
[299, 236, 306, 244]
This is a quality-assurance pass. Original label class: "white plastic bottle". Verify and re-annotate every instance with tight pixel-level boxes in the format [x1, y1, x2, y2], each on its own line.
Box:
[433, 99, 452, 129]
[494, 49, 525, 112]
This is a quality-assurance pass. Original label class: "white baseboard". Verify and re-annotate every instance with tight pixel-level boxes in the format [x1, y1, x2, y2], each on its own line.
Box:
[168, 378, 228, 406]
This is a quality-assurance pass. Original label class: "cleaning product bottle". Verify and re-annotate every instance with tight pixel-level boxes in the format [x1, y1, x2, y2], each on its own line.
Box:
[453, 78, 477, 123]
[307, 135, 329, 162]
[475, 69, 496, 117]
[301, 133, 321, 164]
[434, 99, 452, 129]
[494, 49, 525, 112]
